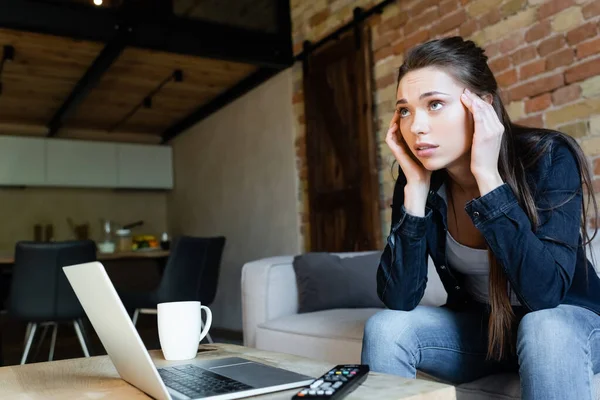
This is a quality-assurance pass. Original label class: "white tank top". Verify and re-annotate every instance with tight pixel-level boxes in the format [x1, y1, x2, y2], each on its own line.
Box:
[440, 184, 521, 306]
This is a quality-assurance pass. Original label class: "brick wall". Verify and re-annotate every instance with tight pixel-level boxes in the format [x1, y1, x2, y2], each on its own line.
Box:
[291, 0, 600, 250]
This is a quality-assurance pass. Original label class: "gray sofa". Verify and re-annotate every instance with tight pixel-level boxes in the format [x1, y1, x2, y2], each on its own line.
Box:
[241, 251, 600, 399]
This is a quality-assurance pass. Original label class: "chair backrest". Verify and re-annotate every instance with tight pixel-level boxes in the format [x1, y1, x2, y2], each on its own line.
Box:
[8, 240, 97, 322]
[155, 236, 225, 305]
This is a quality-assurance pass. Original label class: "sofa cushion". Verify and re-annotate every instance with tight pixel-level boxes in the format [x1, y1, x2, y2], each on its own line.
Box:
[293, 252, 384, 313]
[255, 308, 382, 365]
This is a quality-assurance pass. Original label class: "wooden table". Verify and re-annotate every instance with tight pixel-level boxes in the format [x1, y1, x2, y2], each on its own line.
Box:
[0, 249, 170, 265]
[0, 343, 456, 399]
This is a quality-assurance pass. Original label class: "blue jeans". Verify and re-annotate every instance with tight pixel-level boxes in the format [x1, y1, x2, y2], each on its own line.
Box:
[361, 305, 600, 400]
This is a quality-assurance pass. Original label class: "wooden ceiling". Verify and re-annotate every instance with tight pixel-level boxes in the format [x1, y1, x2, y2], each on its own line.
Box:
[0, 0, 290, 144]
[0, 29, 103, 127]
[64, 47, 257, 133]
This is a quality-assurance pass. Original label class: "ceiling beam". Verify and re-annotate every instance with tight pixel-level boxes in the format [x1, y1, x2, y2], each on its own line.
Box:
[47, 27, 130, 137]
[0, 0, 293, 69]
[277, 0, 293, 54]
[161, 68, 280, 144]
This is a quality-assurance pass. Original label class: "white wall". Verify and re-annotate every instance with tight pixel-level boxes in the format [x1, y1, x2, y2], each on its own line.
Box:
[167, 69, 301, 331]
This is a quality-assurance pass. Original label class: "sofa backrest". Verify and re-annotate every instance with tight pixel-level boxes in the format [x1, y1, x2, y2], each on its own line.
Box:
[334, 251, 447, 307]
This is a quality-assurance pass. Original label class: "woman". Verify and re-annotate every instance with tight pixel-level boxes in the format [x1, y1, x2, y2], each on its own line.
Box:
[361, 36, 600, 400]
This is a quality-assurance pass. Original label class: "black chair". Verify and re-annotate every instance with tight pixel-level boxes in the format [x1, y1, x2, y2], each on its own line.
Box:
[7, 240, 97, 364]
[120, 236, 225, 343]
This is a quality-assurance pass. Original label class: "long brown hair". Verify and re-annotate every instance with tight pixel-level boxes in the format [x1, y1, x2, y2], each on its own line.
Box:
[396, 36, 598, 360]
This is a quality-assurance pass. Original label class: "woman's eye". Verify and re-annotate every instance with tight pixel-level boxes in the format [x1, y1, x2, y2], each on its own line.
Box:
[430, 101, 443, 111]
[398, 108, 410, 117]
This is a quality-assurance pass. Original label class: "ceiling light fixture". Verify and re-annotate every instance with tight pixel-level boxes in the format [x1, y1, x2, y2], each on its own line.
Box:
[93, 0, 103, 6]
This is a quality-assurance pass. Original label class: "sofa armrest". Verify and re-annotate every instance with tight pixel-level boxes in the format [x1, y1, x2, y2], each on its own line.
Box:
[241, 256, 299, 348]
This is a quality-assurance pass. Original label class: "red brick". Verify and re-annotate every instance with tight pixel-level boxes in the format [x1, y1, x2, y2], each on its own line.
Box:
[376, 73, 396, 89]
[520, 59, 547, 80]
[497, 69, 518, 87]
[525, 93, 552, 113]
[441, 28, 461, 38]
[489, 56, 512, 73]
[537, 0, 575, 20]
[367, 15, 382, 28]
[393, 29, 430, 55]
[577, 37, 600, 59]
[546, 48, 575, 70]
[499, 33, 525, 55]
[373, 31, 395, 51]
[565, 57, 600, 84]
[566, 22, 598, 46]
[511, 46, 538, 65]
[526, 20, 552, 43]
[301, 211, 310, 224]
[500, 90, 511, 104]
[309, 10, 330, 27]
[583, 1, 600, 19]
[404, 8, 439, 35]
[460, 19, 478, 37]
[378, 13, 409, 36]
[292, 91, 304, 104]
[552, 84, 581, 106]
[479, 9, 501, 27]
[516, 115, 544, 128]
[432, 9, 467, 36]
[592, 179, 600, 194]
[485, 43, 501, 59]
[374, 45, 394, 61]
[594, 158, 600, 175]
[440, 0, 460, 14]
[510, 73, 564, 100]
[538, 35, 567, 57]
[408, 0, 441, 17]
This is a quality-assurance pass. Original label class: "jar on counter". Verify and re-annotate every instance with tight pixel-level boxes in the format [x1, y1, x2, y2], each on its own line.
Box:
[116, 229, 132, 252]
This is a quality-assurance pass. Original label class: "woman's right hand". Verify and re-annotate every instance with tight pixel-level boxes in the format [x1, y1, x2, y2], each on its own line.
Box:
[385, 112, 432, 185]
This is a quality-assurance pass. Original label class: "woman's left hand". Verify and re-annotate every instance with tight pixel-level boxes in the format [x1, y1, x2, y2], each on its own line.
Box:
[461, 88, 505, 194]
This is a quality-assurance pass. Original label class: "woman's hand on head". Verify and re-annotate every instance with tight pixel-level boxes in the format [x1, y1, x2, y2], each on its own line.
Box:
[386, 112, 432, 186]
[461, 88, 504, 184]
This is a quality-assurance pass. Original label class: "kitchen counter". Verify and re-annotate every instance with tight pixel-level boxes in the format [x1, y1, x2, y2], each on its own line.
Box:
[0, 248, 170, 264]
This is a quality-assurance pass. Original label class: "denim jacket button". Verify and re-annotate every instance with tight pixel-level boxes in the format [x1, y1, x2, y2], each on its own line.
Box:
[440, 265, 446, 270]
[473, 211, 480, 217]
[455, 286, 460, 290]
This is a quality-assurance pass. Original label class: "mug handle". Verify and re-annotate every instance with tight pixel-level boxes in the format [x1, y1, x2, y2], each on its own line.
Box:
[198, 305, 213, 343]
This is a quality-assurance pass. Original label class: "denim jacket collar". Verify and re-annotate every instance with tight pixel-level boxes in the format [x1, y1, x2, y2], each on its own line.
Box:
[426, 169, 449, 212]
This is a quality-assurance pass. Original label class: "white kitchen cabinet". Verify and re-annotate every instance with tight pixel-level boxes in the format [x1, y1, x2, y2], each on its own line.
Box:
[116, 143, 173, 189]
[0, 136, 46, 185]
[0, 135, 172, 189]
[46, 139, 118, 187]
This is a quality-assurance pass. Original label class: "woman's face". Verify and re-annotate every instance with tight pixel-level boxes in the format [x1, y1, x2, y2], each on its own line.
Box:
[395, 66, 474, 171]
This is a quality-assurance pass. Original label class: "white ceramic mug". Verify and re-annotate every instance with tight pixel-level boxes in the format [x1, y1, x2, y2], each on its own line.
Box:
[157, 301, 213, 361]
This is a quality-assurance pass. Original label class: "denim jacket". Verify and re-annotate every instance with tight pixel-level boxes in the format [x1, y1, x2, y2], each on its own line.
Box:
[377, 130, 600, 315]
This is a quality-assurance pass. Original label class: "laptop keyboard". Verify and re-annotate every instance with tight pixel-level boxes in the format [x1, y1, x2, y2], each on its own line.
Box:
[158, 364, 253, 399]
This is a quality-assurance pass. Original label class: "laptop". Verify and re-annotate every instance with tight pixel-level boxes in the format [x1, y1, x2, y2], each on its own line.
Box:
[62, 261, 315, 400]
